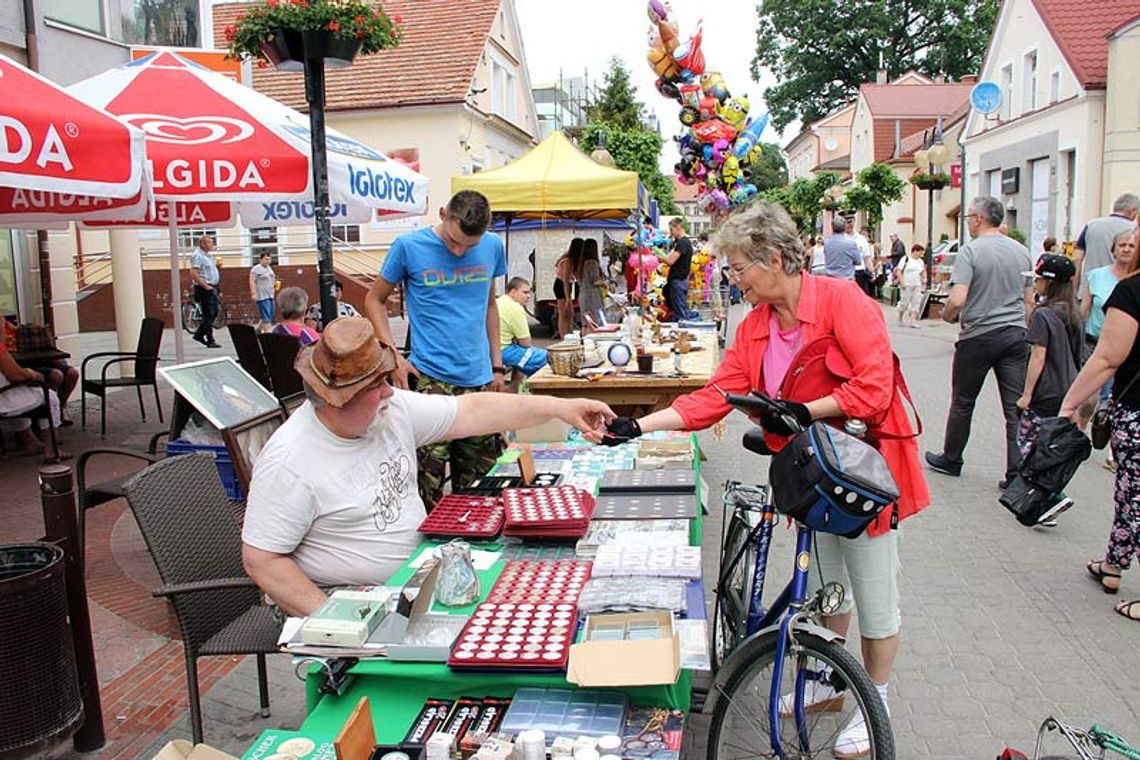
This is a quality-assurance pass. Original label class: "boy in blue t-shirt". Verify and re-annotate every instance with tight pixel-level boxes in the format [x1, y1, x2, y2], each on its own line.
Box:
[364, 190, 508, 507]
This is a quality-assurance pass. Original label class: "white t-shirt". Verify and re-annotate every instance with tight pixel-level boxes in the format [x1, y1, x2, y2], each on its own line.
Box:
[897, 256, 924, 288]
[853, 233, 871, 271]
[242, 389, 457, 586]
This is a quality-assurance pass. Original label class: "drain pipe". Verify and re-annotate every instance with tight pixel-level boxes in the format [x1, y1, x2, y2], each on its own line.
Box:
[22, 0, 54, 330]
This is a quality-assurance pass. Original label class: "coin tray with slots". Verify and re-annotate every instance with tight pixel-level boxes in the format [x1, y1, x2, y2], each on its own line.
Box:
[598, 468, 696, 493]
[447, 601, 579, 671]
[502, 486, 596, 538]
[486, 559, 593, 604]
[417, 494, 504, 538]
[593, 492, 698, 520]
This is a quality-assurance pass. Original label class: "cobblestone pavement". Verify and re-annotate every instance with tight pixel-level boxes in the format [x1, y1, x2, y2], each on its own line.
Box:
[15, 307, 1140, 758]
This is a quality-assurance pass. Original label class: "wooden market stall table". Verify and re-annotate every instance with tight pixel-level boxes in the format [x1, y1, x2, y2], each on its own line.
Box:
[526, 331, 720, 418]
[295, 440, 706, 745]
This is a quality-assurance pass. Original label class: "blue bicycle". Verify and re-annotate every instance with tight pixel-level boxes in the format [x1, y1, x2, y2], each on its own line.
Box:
[704, 420, 895, 759]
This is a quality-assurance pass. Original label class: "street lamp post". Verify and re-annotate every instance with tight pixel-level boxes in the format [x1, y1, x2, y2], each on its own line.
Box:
[913, 115, 951, 289]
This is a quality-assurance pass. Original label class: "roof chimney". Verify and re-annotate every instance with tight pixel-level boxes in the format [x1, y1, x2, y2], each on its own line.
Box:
[876, 52, 887, 84]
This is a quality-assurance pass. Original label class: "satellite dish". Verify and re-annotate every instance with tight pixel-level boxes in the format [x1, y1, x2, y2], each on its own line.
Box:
[824, 138, 839, 151]
[970, 81, 1002, 114]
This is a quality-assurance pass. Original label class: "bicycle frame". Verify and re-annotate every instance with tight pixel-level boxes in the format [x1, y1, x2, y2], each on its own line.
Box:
[719, 483, 831, 758]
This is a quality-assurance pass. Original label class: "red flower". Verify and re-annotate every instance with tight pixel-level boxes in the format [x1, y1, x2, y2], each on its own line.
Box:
[328, 20, 340, 31]
[236, 13, 246, 22]
[256, 59, 269, 68]
[389, 28, 397, 38]
[223, 25, 236, 41]
[266, 0, 278, 6]
[354, 15, 365, 23]
[356, 29, 365, 38]
[394, 14, 403, 23]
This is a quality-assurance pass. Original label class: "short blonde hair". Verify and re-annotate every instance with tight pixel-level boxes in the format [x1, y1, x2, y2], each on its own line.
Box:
[713, 200, 804, 275]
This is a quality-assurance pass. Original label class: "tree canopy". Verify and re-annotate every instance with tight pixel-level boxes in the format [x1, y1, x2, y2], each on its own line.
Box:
[582, 123, 677, 216]
[588, 57, 645, 130]
[843, 163, 906, 230]
[746, 142, 789, 193]
[761, 170, 840, 232]
[752, 0, 999, 130]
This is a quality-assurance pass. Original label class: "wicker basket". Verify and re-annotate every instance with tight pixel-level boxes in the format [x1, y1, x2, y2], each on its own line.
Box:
[547, 343, 585, 376]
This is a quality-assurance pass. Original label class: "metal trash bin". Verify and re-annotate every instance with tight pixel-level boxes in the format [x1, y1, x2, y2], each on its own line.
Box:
[0, 543, 83, 756]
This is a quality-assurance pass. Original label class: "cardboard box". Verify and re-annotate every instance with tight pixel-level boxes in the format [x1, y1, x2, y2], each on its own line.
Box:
[153, 741, 238, 760]
[566, 611, 681, 687]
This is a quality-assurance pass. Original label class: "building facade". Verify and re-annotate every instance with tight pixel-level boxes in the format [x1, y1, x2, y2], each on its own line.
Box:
[962, 0, 1139, 259]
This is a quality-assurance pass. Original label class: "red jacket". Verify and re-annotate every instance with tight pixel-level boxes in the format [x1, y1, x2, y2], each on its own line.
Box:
[672, 274, 930, 536]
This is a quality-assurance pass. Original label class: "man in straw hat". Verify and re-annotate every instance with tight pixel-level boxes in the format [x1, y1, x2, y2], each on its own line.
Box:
[241, 317, 615, 616]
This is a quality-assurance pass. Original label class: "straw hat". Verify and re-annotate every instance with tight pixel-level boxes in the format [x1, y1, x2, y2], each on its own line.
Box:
[294, 317, 398, 407]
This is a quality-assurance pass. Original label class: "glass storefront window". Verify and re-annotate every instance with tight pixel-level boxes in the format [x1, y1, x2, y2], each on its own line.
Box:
[44, 0, 104, 35]
[0, 232, 18, 317]
[119, 0, 200, 47]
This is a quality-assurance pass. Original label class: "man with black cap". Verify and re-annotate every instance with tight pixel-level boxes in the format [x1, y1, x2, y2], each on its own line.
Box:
[241, 317, 615, 616]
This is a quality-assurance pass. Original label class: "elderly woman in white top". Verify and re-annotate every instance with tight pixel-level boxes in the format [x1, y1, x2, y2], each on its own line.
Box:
[0, 342, 66, 462]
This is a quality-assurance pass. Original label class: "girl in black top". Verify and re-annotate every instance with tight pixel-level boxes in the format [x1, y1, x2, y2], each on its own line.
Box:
[1061, 229, 1140, 619]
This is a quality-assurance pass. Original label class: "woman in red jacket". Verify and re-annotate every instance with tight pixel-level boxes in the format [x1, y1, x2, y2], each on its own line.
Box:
[596, 200, 929, 759]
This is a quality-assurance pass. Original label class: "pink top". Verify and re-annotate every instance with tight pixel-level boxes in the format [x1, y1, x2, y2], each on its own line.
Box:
[762, 312, 803, 396]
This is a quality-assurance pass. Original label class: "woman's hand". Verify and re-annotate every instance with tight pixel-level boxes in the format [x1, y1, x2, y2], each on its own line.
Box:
[555, 398, 616, 435]
[24, 369, 44, 384]
[1016, 394, 1031, 411]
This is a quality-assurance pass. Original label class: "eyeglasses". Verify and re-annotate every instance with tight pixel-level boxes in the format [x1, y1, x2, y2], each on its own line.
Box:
[727, 261, 761, 281]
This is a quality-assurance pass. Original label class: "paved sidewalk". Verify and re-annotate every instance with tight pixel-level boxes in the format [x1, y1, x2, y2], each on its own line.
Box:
[8, 307, 1139, 759]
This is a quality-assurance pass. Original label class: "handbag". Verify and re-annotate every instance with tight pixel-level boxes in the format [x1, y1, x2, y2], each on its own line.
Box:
[14, 324, 55, 352]
[768, 422, 900, 538]
[1090, 370, 1140, 450]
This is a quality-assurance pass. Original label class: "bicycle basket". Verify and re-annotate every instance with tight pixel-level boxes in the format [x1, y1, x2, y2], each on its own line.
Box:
[768, 422, 900, 538]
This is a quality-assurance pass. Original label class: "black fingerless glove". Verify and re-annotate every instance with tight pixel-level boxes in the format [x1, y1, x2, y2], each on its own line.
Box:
[601, 417, 642, 446]
[758, 399, 812, 437]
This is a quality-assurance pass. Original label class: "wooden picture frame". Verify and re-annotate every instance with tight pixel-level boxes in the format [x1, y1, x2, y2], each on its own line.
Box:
[159, 357, 281, 430]
[222, 408, 287, 495]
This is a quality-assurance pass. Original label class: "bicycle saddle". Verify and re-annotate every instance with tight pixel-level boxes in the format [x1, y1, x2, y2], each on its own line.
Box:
[743, 427, 774, 456]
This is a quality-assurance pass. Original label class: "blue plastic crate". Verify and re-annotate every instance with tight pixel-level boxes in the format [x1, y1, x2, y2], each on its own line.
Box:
[165, 439, 243, 500]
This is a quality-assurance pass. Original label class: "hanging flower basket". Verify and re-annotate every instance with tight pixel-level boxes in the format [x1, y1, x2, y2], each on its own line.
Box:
[225, 0, 403, 70]
[910, 172, 951, 191]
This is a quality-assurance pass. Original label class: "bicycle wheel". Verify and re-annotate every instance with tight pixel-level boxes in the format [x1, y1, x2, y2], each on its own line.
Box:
[212, 300, 227, 329]
[708, 630, 894, 760]
[711, 509, 757, 672]
[182, 300, 200, 333]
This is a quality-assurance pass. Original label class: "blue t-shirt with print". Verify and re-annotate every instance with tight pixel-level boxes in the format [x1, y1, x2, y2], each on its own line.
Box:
[1085, 265, 1119, 339]
[381, 226, 507, 387]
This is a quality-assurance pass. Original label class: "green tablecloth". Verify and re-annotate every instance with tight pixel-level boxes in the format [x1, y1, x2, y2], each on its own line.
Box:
[299, 437, 704, 743]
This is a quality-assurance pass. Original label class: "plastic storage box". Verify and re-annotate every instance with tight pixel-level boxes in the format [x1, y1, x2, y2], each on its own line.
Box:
[499, 687, 626, 739]
[165, 439, 243, 500]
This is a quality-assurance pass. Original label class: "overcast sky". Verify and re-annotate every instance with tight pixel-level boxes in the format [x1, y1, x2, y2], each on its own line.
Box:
[514, 0, 786, 174]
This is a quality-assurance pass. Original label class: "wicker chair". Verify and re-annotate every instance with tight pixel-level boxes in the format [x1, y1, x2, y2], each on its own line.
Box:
[123, 453, 282, 744]
[257, 332, 304, 406]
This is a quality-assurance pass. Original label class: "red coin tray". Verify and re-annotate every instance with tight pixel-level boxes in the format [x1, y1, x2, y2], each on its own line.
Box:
[486, 560, 593, 605]
[447, 600, 579, 670]
[502, 486, 596, 538]
[417, 494, 504, 538]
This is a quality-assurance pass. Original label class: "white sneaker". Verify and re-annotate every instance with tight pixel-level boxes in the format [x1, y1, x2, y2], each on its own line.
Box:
[778, 680, 842, 717]
[832, 710, 871, 759]
[1037, 496, 1074, 525]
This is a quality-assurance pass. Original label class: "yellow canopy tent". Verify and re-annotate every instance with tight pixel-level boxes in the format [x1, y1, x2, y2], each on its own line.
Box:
[450, 131, 650, 219]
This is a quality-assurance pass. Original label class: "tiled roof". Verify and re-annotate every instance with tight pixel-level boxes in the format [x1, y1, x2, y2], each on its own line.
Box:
[213, 0, 499, 111]
[1031, 0, 1139, 89]
[896, 101, 970, 158]
[859, 82, 973, 118]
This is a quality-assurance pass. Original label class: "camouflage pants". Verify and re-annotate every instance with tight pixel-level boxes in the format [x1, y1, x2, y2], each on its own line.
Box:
[415, 374, 504, 510]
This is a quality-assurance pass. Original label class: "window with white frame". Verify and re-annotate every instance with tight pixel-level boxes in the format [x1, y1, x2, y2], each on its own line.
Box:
[44, 0, 104, 34]
[1022, 51, 1037, 113]
[490, 55, 518, 123]
[1049, 69, 1060, 104]
[1000, 64, 1014, 120]
[249, 227, 279, 265]
[178, 228, 218, 250]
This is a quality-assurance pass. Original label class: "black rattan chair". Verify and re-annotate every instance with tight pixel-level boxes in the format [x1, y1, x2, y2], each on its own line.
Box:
[228, 323, 273, 393]
[81, 316, 165, 437]
[123, 453, 282, 744]
[257, 332, 304, 406]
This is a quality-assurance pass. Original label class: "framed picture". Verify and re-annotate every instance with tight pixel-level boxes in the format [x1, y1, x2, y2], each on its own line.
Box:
[159, 357, 281, 431]
[222, 409, 287, 494]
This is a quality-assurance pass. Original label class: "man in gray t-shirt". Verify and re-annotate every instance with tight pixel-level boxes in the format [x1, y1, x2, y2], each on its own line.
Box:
[822, 215, 862, 280]
[925, 197, 1033, 484]
[1075, 193, 1138, 298]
